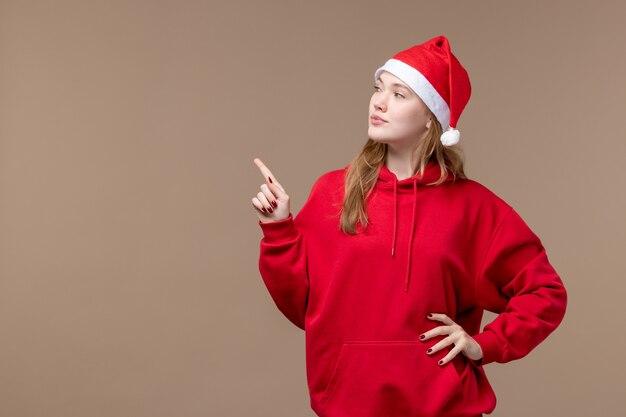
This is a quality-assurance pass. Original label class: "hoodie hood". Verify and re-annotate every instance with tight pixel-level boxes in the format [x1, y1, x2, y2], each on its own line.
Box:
[376, 161, 458, 292]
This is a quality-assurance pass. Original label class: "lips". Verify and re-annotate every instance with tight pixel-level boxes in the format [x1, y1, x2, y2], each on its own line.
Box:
[371, 115, 387, 122]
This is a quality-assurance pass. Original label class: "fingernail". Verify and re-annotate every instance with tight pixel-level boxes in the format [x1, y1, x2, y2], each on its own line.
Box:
[267, 207, 273, 213]
[271, 200, 277, 207]
[427, 313, 433, 318]
[261, 207, 266, 213]
[419, 334, 425, 340]
[268, 177, 273, 183]
[438, 360, 444, 365]
[427, 348, 432, 354]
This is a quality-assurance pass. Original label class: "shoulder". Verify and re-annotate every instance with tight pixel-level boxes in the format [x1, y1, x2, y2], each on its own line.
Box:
[309, 166, 347, 194]
[451, 177, 513, 219]
[319, 165, 348, 183]
[459, 178, 509, 204]
[295, 167, 346, 225]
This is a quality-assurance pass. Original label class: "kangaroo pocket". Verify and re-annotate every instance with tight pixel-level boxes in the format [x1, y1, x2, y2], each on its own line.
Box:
[318, 340, 463, 417]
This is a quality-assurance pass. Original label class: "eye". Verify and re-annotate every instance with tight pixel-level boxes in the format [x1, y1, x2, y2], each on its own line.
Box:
[373, 85, 404, 98]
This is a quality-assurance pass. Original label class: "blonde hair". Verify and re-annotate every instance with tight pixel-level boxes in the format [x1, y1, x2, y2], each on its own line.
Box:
[339, 108, 467, 234]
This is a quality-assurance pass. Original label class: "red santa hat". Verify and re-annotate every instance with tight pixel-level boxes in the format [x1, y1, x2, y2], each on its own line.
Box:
[374, 35, 472, 146]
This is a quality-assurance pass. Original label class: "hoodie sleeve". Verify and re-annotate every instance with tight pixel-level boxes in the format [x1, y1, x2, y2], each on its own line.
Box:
[257, 175, 323, 330]
[472, 206, 568, 366]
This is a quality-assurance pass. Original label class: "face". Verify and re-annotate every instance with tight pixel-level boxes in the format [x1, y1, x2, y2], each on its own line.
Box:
[368, 71, 432, 146]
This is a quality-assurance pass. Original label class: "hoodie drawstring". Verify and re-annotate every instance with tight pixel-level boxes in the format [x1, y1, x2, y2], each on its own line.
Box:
[390, 176, 418, 292]
[391, 179, 398, 257]
[379, 161, 454, 292]
[405, 179, 417, 292]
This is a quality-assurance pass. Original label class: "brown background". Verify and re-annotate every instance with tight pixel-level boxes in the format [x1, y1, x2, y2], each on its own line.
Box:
[1, 1, 624, 416]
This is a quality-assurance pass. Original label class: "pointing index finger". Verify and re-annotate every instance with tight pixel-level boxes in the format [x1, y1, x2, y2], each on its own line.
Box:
[253, 157, 285, 193]
[253, 157, 272, 178]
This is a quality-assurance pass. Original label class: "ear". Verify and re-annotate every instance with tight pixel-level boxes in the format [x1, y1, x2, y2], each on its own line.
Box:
[426, 119, 432, 129]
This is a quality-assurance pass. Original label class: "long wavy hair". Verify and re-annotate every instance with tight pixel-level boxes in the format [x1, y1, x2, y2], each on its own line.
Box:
[339, 107, 467, 235]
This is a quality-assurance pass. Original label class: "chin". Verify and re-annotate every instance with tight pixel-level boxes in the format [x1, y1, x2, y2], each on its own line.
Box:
[368, 128, 386, 142]
[368, 130, 392, 144]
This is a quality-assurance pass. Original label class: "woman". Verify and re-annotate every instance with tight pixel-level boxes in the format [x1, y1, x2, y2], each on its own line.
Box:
[252, 35, 567, 417]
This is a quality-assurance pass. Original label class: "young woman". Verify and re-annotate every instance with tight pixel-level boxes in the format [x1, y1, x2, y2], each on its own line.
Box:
[252, 35, 567, 417]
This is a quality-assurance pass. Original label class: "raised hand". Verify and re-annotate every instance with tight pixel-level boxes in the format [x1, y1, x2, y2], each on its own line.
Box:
[252, 157, 291, 223]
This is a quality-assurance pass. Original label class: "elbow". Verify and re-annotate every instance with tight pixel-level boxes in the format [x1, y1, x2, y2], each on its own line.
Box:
[549, 274, 568, 329]
[558, 279, 568, 323]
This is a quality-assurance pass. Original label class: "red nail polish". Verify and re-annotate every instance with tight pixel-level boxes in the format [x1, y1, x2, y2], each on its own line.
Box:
[271, 200, 277, 207]
[427, 348, 432, 353]
[268, 177, 273, 183]
[427, 313, 433, 318]
[419, 334, 425, 340]
[438, 360, 443, 365]
[261, 207, 266, 213]
[267, 207, 273, 213]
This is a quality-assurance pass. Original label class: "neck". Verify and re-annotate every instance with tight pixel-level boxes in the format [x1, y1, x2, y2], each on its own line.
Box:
[385, 145, 419, 181]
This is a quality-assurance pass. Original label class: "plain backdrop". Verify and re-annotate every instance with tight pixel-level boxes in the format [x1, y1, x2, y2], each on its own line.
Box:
[1, 1, 624, 416]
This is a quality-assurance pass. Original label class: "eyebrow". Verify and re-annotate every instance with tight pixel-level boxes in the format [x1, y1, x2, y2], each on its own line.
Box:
[375, 77, 411, 92]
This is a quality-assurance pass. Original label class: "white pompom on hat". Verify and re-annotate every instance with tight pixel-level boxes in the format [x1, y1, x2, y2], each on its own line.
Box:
[374, 35, 472, 146]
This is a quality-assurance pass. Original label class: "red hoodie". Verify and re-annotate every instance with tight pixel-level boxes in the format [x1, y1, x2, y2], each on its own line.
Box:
[257, 161, 567, 417]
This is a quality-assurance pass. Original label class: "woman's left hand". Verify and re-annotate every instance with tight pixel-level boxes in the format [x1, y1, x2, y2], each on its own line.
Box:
[420, 313, 483, 366]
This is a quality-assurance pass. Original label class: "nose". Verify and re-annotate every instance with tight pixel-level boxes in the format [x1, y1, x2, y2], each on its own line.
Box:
[373, 95, 387, 112]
